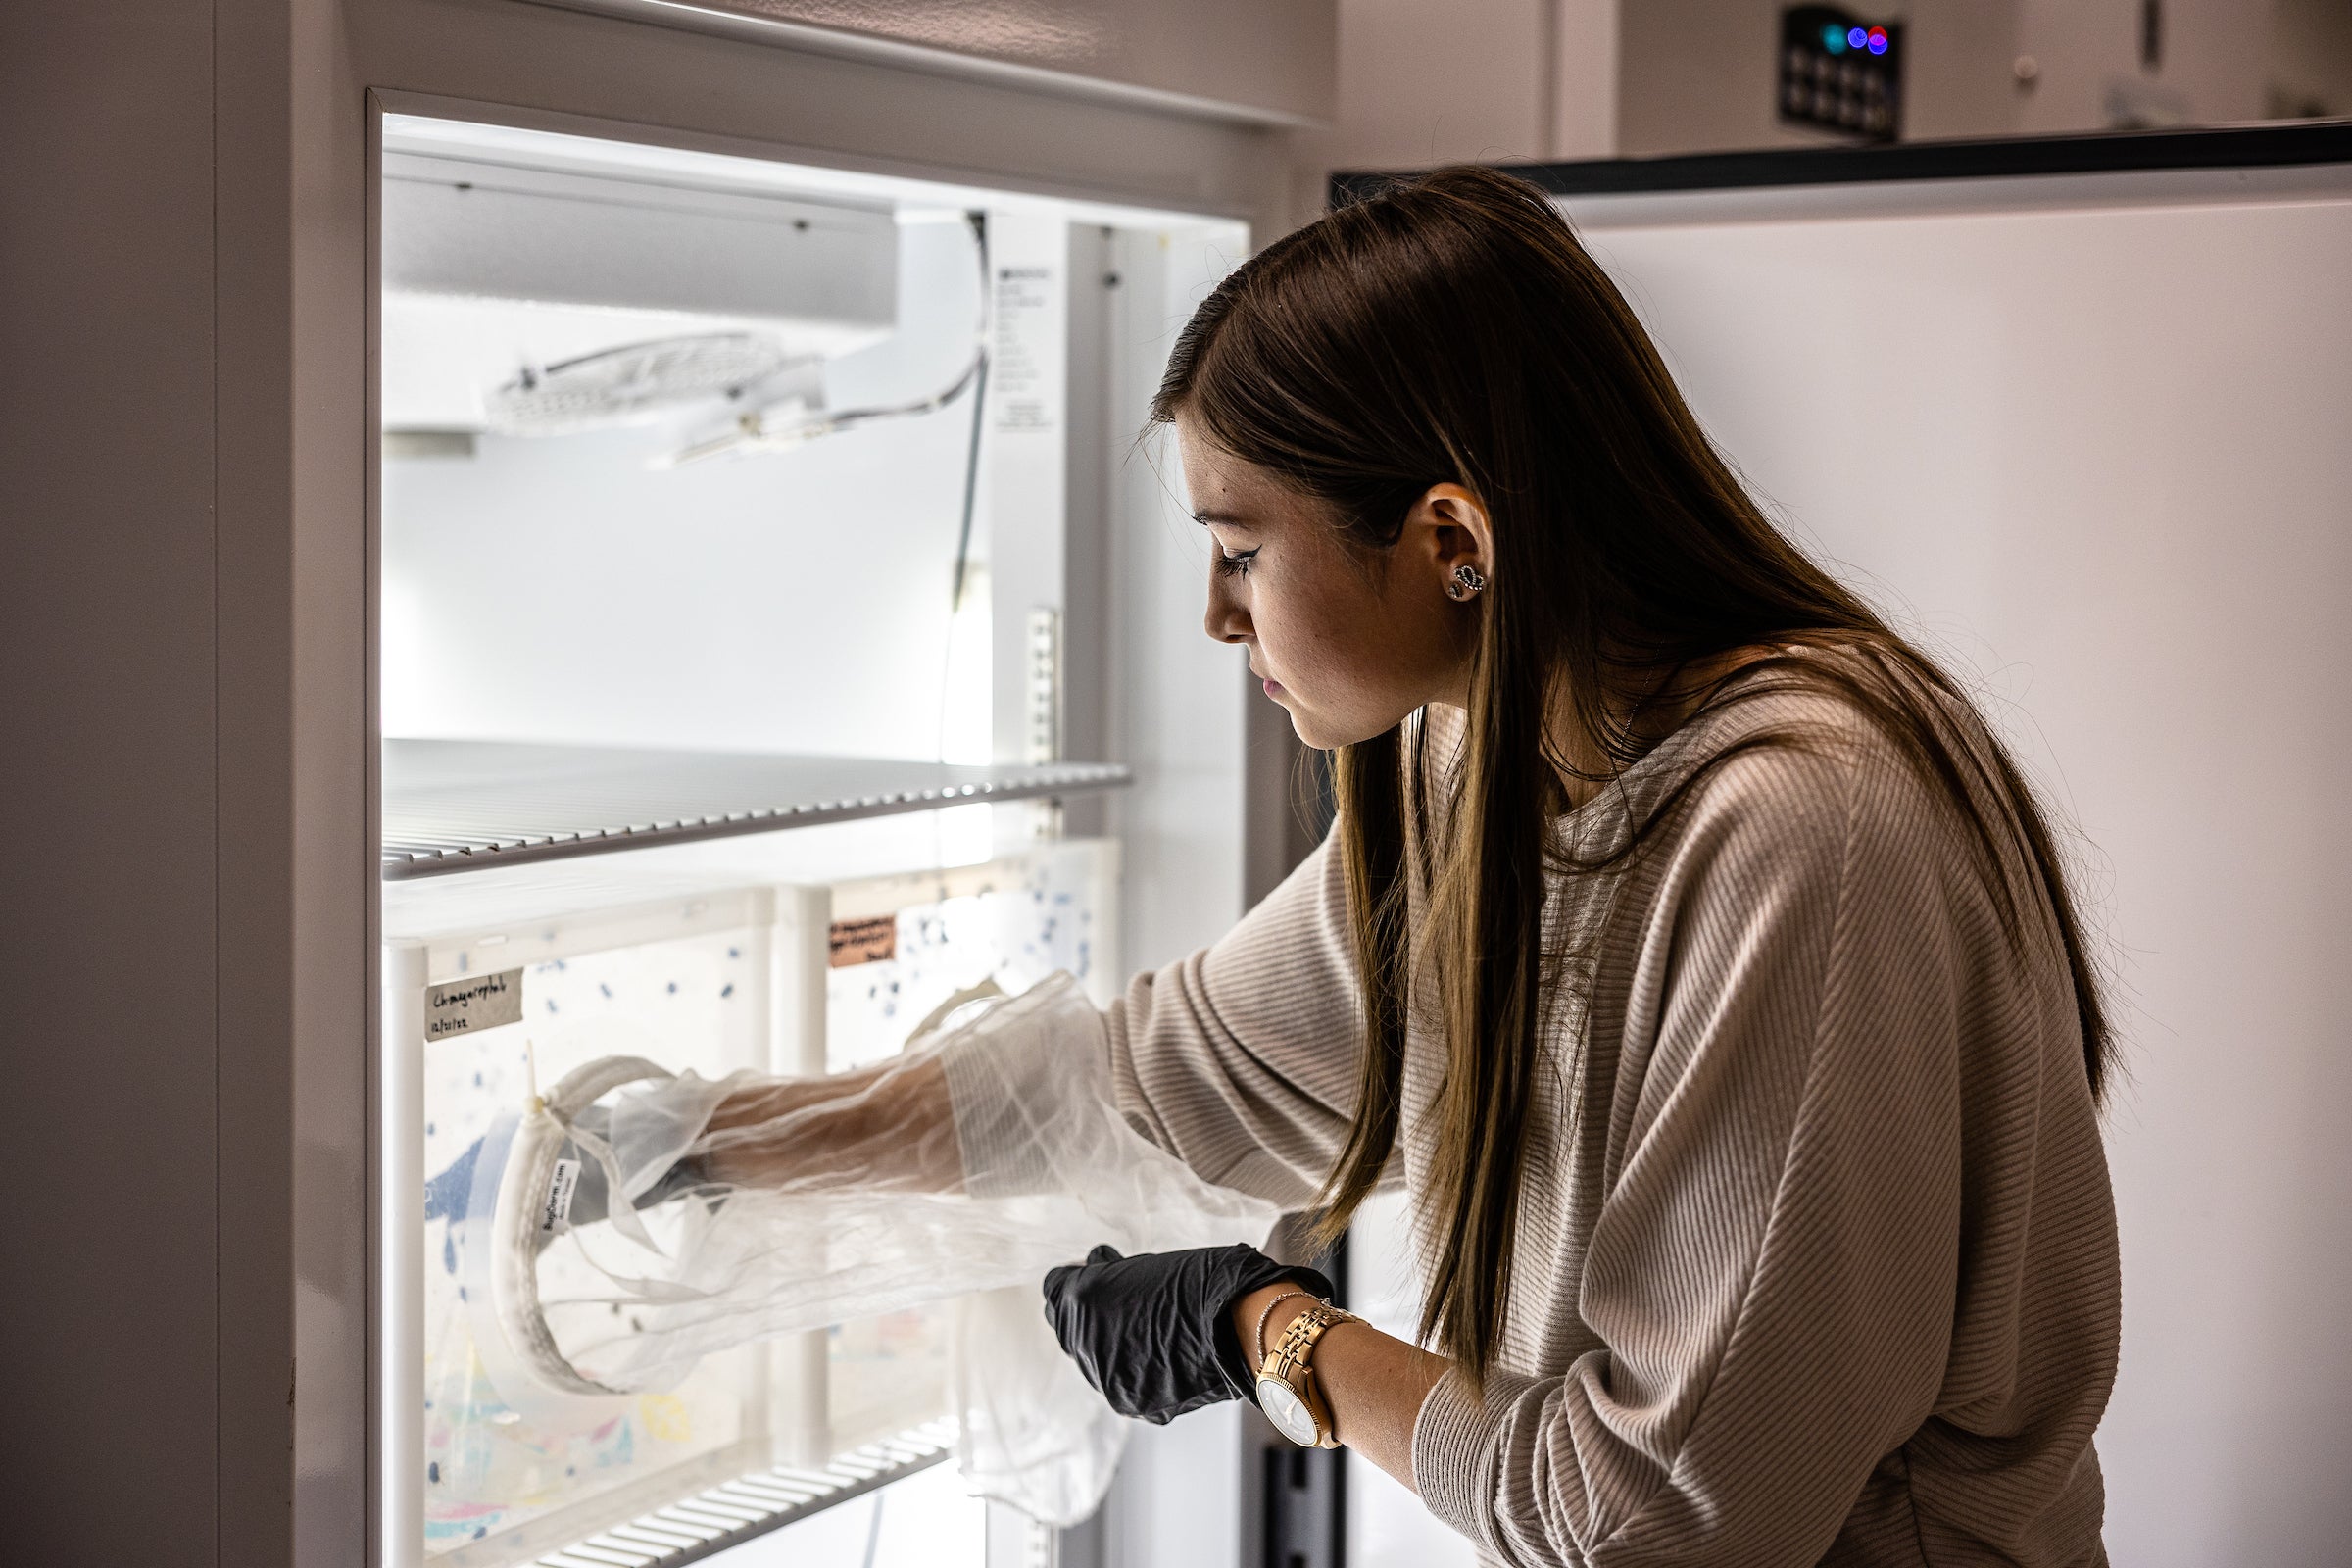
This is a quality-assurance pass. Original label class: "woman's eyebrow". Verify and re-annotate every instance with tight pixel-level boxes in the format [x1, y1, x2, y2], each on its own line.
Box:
[1192, 509, 1254, 528]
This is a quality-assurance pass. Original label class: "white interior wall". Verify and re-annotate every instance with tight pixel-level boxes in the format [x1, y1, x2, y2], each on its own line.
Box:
[986, 209, 1075, 772]
[383, 211, 990, 760]
[1100, 220, 1256, 981]
[1565, 171, 2352, 1567]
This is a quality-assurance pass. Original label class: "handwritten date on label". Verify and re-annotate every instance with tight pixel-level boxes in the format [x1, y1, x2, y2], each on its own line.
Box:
[424, 968, 524, 1041]
[828, 914, 897, 968]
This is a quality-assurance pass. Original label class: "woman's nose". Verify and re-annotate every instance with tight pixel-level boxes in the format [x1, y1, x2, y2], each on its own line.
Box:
[1203, 575, 1250, 645]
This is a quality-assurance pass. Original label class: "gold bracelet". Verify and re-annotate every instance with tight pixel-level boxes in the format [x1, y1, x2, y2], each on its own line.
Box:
[1253, 1289, 1316, 1364]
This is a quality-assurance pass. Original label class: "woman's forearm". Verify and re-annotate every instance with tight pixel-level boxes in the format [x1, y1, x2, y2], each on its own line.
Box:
[1231, 1283, 1450, 1491]
[696, 1053, 965, 1194]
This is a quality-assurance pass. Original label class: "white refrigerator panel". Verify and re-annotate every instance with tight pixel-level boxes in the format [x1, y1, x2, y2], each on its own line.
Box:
[1562, 171, 2352, 1565]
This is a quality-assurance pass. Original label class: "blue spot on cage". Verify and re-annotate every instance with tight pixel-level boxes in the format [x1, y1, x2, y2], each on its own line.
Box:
[425, 1121, 435, 1136]
[728, 947, 741, 959]
[472, 1071, 483, 1088]
[667, 981, 678, 994]
[428, 1461, 440, 1485]
[720, 983, 735, 999]
[443, 1233, 458, 1275]
[474, 1527, 487, 1541]
[599, 982, 612, 998]
[546, 999, 560, 1014]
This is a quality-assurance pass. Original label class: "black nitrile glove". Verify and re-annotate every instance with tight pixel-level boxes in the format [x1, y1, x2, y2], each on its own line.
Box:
[1041, 1243, 1336, 1425]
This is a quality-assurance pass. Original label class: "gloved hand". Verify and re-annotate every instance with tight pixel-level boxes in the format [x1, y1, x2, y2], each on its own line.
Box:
[1041, 1243, 1336, 1425]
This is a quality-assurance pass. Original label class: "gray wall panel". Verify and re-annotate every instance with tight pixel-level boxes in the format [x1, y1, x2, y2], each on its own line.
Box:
[0, 3, 222, 1563]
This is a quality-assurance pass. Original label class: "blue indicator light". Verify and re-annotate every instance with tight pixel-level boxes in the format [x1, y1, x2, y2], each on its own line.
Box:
[1868, 26, 1889, 54]
[1824, 23, 1847, 52]
[1847, 26, 1869, 50]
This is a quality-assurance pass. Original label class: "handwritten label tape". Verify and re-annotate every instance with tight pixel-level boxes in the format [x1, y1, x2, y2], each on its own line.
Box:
[424, 968, 524, 1042]
[828, 914, 897, 968]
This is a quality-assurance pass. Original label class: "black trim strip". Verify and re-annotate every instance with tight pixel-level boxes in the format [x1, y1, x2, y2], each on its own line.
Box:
[1332, 120, 2352, 205]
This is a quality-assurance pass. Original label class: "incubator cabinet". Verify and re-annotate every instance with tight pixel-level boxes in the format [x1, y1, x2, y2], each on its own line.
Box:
[375, 114, 1252, 1568]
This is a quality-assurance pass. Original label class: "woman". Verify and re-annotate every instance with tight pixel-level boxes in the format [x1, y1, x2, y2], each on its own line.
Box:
[724, 166, 2121, 1565]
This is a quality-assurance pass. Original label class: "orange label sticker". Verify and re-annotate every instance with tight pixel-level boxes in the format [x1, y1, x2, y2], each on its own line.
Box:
[828, 914, 897, 967]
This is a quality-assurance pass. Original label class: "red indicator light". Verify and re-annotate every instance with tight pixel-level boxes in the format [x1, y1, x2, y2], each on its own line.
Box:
[1867, 26, 1889, 54]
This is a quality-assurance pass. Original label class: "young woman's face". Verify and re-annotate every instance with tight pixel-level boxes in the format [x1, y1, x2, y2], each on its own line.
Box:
[1177, 418, 1489, 750]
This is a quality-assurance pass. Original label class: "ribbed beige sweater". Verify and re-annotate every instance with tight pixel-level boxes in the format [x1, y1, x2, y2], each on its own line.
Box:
[1098, 667, 2120, 1566]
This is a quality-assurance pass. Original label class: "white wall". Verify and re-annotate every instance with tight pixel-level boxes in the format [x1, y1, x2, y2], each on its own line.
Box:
[1608, 0, 2265, 154]
[2014, 0, 2269, 131]
[1566, 169, 2352, 1566]
[1544, 0, 2293, 162]
[2269, 0, 2352, 115]
[1284, 0, 1620, 223]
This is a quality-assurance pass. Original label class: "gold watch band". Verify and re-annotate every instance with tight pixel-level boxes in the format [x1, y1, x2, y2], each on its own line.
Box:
[1256, 1298, 1354, 1448]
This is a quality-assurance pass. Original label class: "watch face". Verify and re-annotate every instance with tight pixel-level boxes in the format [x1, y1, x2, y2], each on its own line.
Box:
[1256, 1375, 1319, 1446]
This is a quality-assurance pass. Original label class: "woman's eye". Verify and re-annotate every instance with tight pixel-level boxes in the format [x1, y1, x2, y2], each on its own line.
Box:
[1214, 548, 1258, 578]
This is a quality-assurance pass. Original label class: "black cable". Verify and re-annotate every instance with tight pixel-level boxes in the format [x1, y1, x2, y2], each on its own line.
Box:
[949, 209, 990, 612]
[666, 211, 993, 466]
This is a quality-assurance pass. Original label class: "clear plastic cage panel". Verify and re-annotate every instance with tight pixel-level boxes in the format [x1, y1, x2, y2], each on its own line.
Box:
[824, 840, 1117, 1071]
[388, 838, 1116, 1565]
[414, 894, 773, 1561]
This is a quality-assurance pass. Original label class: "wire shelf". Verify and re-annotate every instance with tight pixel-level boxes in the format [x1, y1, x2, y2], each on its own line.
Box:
[383, 739, 1129, 880]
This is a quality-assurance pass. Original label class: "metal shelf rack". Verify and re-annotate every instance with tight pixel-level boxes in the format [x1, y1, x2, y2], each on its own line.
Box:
[383, 739, 1130, 880]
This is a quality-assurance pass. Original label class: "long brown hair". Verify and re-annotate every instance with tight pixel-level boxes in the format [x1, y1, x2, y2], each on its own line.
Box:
[1150, 166, 2112, 1381]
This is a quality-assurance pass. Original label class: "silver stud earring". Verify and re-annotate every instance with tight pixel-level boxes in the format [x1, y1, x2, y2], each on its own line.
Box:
[1447, 564, 1487, 601]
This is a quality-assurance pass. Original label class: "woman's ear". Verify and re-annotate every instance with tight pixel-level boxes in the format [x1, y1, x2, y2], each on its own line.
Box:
[1403, 483, 1494, 603]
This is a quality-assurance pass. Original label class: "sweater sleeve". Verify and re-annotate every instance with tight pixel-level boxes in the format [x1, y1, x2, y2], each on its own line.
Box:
[1413, 744, 1972, 1567]
[1099, 831, 1367, 1209]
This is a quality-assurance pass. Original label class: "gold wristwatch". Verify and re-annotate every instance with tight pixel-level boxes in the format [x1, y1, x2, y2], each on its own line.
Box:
[1253, 1298, 1354, 1448]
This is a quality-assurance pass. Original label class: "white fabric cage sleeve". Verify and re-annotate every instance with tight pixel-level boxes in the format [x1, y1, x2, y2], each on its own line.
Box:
[1091, 832, 1373, 1210]
[474, 972, 1277, 1525]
